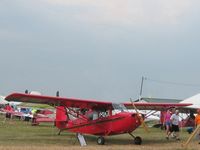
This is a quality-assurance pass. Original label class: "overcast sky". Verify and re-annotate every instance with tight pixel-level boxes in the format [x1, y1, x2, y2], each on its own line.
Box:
[1, 0, 200, 102]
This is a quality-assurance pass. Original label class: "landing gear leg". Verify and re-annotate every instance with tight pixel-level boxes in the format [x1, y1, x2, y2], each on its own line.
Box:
[97, 136, 105, 145]
[57, 129, 63, 135]
[129, 133, 142, 145]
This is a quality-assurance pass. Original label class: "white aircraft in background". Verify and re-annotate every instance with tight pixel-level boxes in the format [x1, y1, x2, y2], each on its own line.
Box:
[0, 95, 21, 106]
[0, 95, 8, 105]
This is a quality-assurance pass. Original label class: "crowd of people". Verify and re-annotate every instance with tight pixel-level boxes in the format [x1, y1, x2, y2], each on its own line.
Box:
[163, 109, 180, 140]
[163, 108, 200, 143]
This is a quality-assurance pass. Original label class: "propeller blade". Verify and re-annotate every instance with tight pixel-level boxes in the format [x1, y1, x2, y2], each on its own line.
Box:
[130, 98, 149, 133]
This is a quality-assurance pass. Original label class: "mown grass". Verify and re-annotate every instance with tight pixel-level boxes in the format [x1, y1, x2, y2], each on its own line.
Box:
[0, 114, 199, 150]
[19, 103, 53, 109]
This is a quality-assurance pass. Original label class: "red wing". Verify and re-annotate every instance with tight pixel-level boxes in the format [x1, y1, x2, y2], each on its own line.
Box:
[5, 93, 112, 110]
[5, 93, 192, 111]
[124, 102, 192, 111]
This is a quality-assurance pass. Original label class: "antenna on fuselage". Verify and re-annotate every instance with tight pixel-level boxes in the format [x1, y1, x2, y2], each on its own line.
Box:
[25, 89, 28, 94]
[56, 91, 59, 97]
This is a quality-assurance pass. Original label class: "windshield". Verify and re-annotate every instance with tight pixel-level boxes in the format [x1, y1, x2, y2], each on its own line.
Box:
[112, 103, 128, 112]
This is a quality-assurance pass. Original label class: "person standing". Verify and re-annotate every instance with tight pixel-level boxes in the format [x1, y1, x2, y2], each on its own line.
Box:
[164, 109, 172, 139]
[195, 109, 200, 144]
[170, 110, 180, 140]
[4, 103, 13, 119]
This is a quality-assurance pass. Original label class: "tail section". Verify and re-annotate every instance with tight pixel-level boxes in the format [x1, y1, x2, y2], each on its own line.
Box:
[55, 106, 68, 129]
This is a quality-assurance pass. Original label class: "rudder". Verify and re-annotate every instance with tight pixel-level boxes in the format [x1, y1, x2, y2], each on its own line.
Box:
[55, 106, 68, 129]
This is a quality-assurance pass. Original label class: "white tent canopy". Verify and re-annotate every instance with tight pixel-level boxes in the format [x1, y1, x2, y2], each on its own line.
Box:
[180, 93, 200, 109]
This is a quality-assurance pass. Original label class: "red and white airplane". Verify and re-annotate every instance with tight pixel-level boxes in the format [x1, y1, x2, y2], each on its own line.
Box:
[5, 92, 192, 145]
[31, 109, 55, 125]
[0, 103, 24, 119]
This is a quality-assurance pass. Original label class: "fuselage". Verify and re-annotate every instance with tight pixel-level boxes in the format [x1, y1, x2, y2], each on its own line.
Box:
[65, 112, 141, 136]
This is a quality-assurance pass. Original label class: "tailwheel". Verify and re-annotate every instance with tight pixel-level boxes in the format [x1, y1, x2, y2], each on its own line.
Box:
[134, 136, 142, 145]
[97, 136, 105, 145]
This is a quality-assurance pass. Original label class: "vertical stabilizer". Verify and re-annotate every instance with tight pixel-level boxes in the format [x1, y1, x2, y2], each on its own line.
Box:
[55, 106, 68, 129]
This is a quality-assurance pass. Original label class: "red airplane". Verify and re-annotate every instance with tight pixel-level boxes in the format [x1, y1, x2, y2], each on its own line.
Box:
[0, 104, 24, 119]
[32, 109, 55, 125]
[5, 93, 192, 145]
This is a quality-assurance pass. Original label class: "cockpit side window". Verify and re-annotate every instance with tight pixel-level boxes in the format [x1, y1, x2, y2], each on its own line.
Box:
[112, 103, 128, 113]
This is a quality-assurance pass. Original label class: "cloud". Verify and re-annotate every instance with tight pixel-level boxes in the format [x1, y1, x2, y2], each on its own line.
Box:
[42, 0, 192, 26]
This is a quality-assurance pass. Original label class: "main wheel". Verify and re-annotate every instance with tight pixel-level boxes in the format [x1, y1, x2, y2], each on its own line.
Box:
[134, 136, 142, 145]
[97, 136, 105, 145]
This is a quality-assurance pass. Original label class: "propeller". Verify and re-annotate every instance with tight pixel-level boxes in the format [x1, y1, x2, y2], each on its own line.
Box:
[130, 98, 149, 133]
[182, 125, 200, 148]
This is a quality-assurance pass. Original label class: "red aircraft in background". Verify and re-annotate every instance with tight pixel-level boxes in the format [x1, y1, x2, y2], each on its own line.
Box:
[0, 103, 23, 119]
[0, 104, 55, 124]
[5, 93, 192, 145]
[32, 109, 55, 125]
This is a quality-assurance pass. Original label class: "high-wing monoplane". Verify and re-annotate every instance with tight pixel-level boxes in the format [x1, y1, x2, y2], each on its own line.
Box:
[5, 93, 192, 145]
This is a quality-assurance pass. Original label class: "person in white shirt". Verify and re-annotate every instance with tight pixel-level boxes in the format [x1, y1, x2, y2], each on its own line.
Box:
[170, 110, 180, 140]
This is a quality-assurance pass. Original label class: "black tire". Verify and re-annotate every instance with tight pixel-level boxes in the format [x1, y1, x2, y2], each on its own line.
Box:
[134, 136, 142, 145]
[97, 136, 105, 145]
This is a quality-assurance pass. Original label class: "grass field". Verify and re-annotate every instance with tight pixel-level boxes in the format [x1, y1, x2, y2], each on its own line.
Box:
[0, 114, 199, 150]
